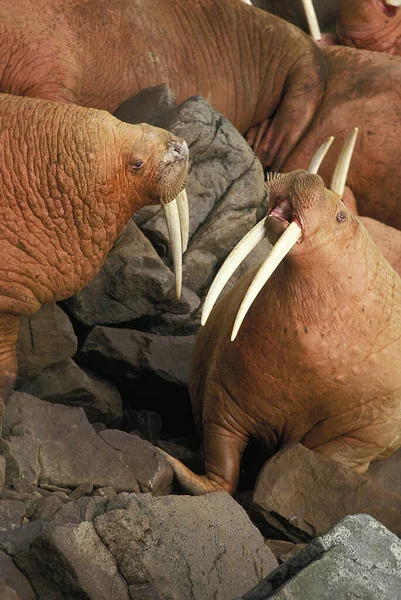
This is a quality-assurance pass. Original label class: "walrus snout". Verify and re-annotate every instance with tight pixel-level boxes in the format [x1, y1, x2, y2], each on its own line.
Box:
[166, 139, 189, 162]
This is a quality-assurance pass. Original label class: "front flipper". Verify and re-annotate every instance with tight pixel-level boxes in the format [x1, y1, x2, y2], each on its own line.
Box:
[159, 423, 248, 495]
[250, 45, 327, 171]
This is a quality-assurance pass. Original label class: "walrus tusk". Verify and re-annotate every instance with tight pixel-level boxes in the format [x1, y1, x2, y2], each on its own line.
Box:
[176, 188, 189, 253]
[330, 127, 359, 198]
[308, 136, 334, 174]
[201, 218, 267, 326]
[231, 222, 302, 341]
[163, 199, 182, 299]
[385, 0, 401, 6]
[301, 0, 321, 41]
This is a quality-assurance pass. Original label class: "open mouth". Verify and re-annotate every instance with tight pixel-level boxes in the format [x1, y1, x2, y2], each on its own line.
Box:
[377, 0, 399, 17]
[269, 197, 293, 224]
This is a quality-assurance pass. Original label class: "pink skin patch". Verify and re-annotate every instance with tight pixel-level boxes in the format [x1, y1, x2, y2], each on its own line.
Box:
[376, 0, 397, 17]
[269, 198, 293, 224]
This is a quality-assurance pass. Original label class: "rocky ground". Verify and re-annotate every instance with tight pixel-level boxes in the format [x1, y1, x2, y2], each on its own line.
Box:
[1, 85, 401, 599]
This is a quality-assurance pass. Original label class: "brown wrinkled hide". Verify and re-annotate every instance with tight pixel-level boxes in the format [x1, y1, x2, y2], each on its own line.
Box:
[168, 171, 401, 495]
[282, 45, 401, 230]
[0, 0, 326, 169]
[337, 0, 401, 55]
[0, 93, 188, 416]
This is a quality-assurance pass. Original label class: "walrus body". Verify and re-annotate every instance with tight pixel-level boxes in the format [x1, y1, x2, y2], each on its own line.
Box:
[278, 45, 401, 230]
[0, 92, 188, 419]
[163, 171, 401, 495]
[0, 0, 326, 170]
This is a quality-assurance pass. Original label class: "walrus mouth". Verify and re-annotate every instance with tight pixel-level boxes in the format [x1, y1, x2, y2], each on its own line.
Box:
[200, 129, 359, 340]
[379, 0, 400, 16]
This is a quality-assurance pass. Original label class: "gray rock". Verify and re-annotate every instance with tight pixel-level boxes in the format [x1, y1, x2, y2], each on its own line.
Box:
[250, 444, 401, 542]
[80, 326, 195, 386]
[94, 491, 277, 600]
[0, 501, 25, 534]
[18, 358, 123, 425]
[0, 551, 35, 600]
[31, 495, 65, 522]
[113, 83, 177, 128]
[0, 581, 22, 600]
[2, 392, 140, 492]
[123, 410, 161, 442]
[135, 96, 268, 298]
[16, 303, 77, 382]
[70, 482, 94, 500]
[15, 521, 130, 599]
[0, 455, 5, 493]
[64, 220, 182, 326]
[368, 447, 401, 496]
[238, 515, 401, 600]
[99, 430, 173, 496]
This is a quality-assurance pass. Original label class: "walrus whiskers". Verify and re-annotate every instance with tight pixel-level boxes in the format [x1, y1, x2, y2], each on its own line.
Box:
[301, 0, 322, 41]
[163, 199, 182, 299]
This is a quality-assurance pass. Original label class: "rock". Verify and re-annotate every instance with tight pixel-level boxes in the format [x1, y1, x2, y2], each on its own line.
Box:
[93, 491, 277, 600]
[92, 487, 116, 500]
[368, 447, 401, 496]
[0, 501, 25, 534]
[250, 444, 401, 541]
[16, 303, 77, 382]
[0, 455, 5, 493]
[15, 521, 130, 599]
[237, 515, 401, 600]
[80, 326, 195, 386]
[122, 410, 161, 442]
[63, 220, 182, 326]
[2, 392, 141, 492]
[70, 482, 94, 500]
[0, 551, 35, 600]
[99, 430, 173, 496]
[0, 581, 22, 600]
[114, 83, 177, 128]
[135, 95, 268, 298]
[18, 359, 123, 425]
[31, 496, 65, 522]
[265, 540, 307, 564]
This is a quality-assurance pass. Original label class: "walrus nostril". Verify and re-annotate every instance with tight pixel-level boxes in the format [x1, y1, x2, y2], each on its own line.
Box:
[167, 139, 189, 161]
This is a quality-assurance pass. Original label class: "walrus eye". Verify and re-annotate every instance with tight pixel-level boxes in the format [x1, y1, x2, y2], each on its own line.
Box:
[131, 159, 144, 171]
[337, 211, 347, 223]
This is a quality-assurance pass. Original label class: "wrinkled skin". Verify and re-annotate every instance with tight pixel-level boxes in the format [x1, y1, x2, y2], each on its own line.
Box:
[343, 187, 401, 276]
[269, 45, 401, 230]
[0, 93, 188, 421]
[252, 0, 338, 33]
[337, 0, 401, 55]
[0, 0, 326, 170]
[163, 170, 401, 495]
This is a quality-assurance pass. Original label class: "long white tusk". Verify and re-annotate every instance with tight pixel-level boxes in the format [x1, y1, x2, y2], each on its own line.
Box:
[308, 136, 334, 174]
[385, 0, 401, 6]
[176, 189, 189, 253]
[163, 200, 182, 299]
[301, 0, 321, 41]
[330, 127, 358, 199]
[201, 218, 267, 326]
[231, 222, 302, 341]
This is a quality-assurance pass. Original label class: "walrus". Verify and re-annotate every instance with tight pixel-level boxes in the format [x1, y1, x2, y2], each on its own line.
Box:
[337, 0, 401, 55]
[0, 92, 188, 421]
[161, 168, 401, 495]
[0, 0, 326, 171]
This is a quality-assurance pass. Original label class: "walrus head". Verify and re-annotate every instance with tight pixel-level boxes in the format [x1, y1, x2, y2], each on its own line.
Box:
[120, 122, 189, 299]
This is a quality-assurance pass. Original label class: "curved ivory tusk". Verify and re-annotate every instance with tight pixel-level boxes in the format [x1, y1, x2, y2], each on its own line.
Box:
[201, 218, 267, 326]
[176, 189, 189, 253]
[308, 136, 334, 174]
[301, 0, 321, 41]
[163, 200, 182, 299]
[231, 222, 302, 341]
[330, 127, 359, 199]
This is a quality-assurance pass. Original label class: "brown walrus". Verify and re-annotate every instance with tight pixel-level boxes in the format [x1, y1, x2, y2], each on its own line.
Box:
[0, 92, 188, 420]
[0, 0, 325, 171]
[162, 169, 401, 494]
